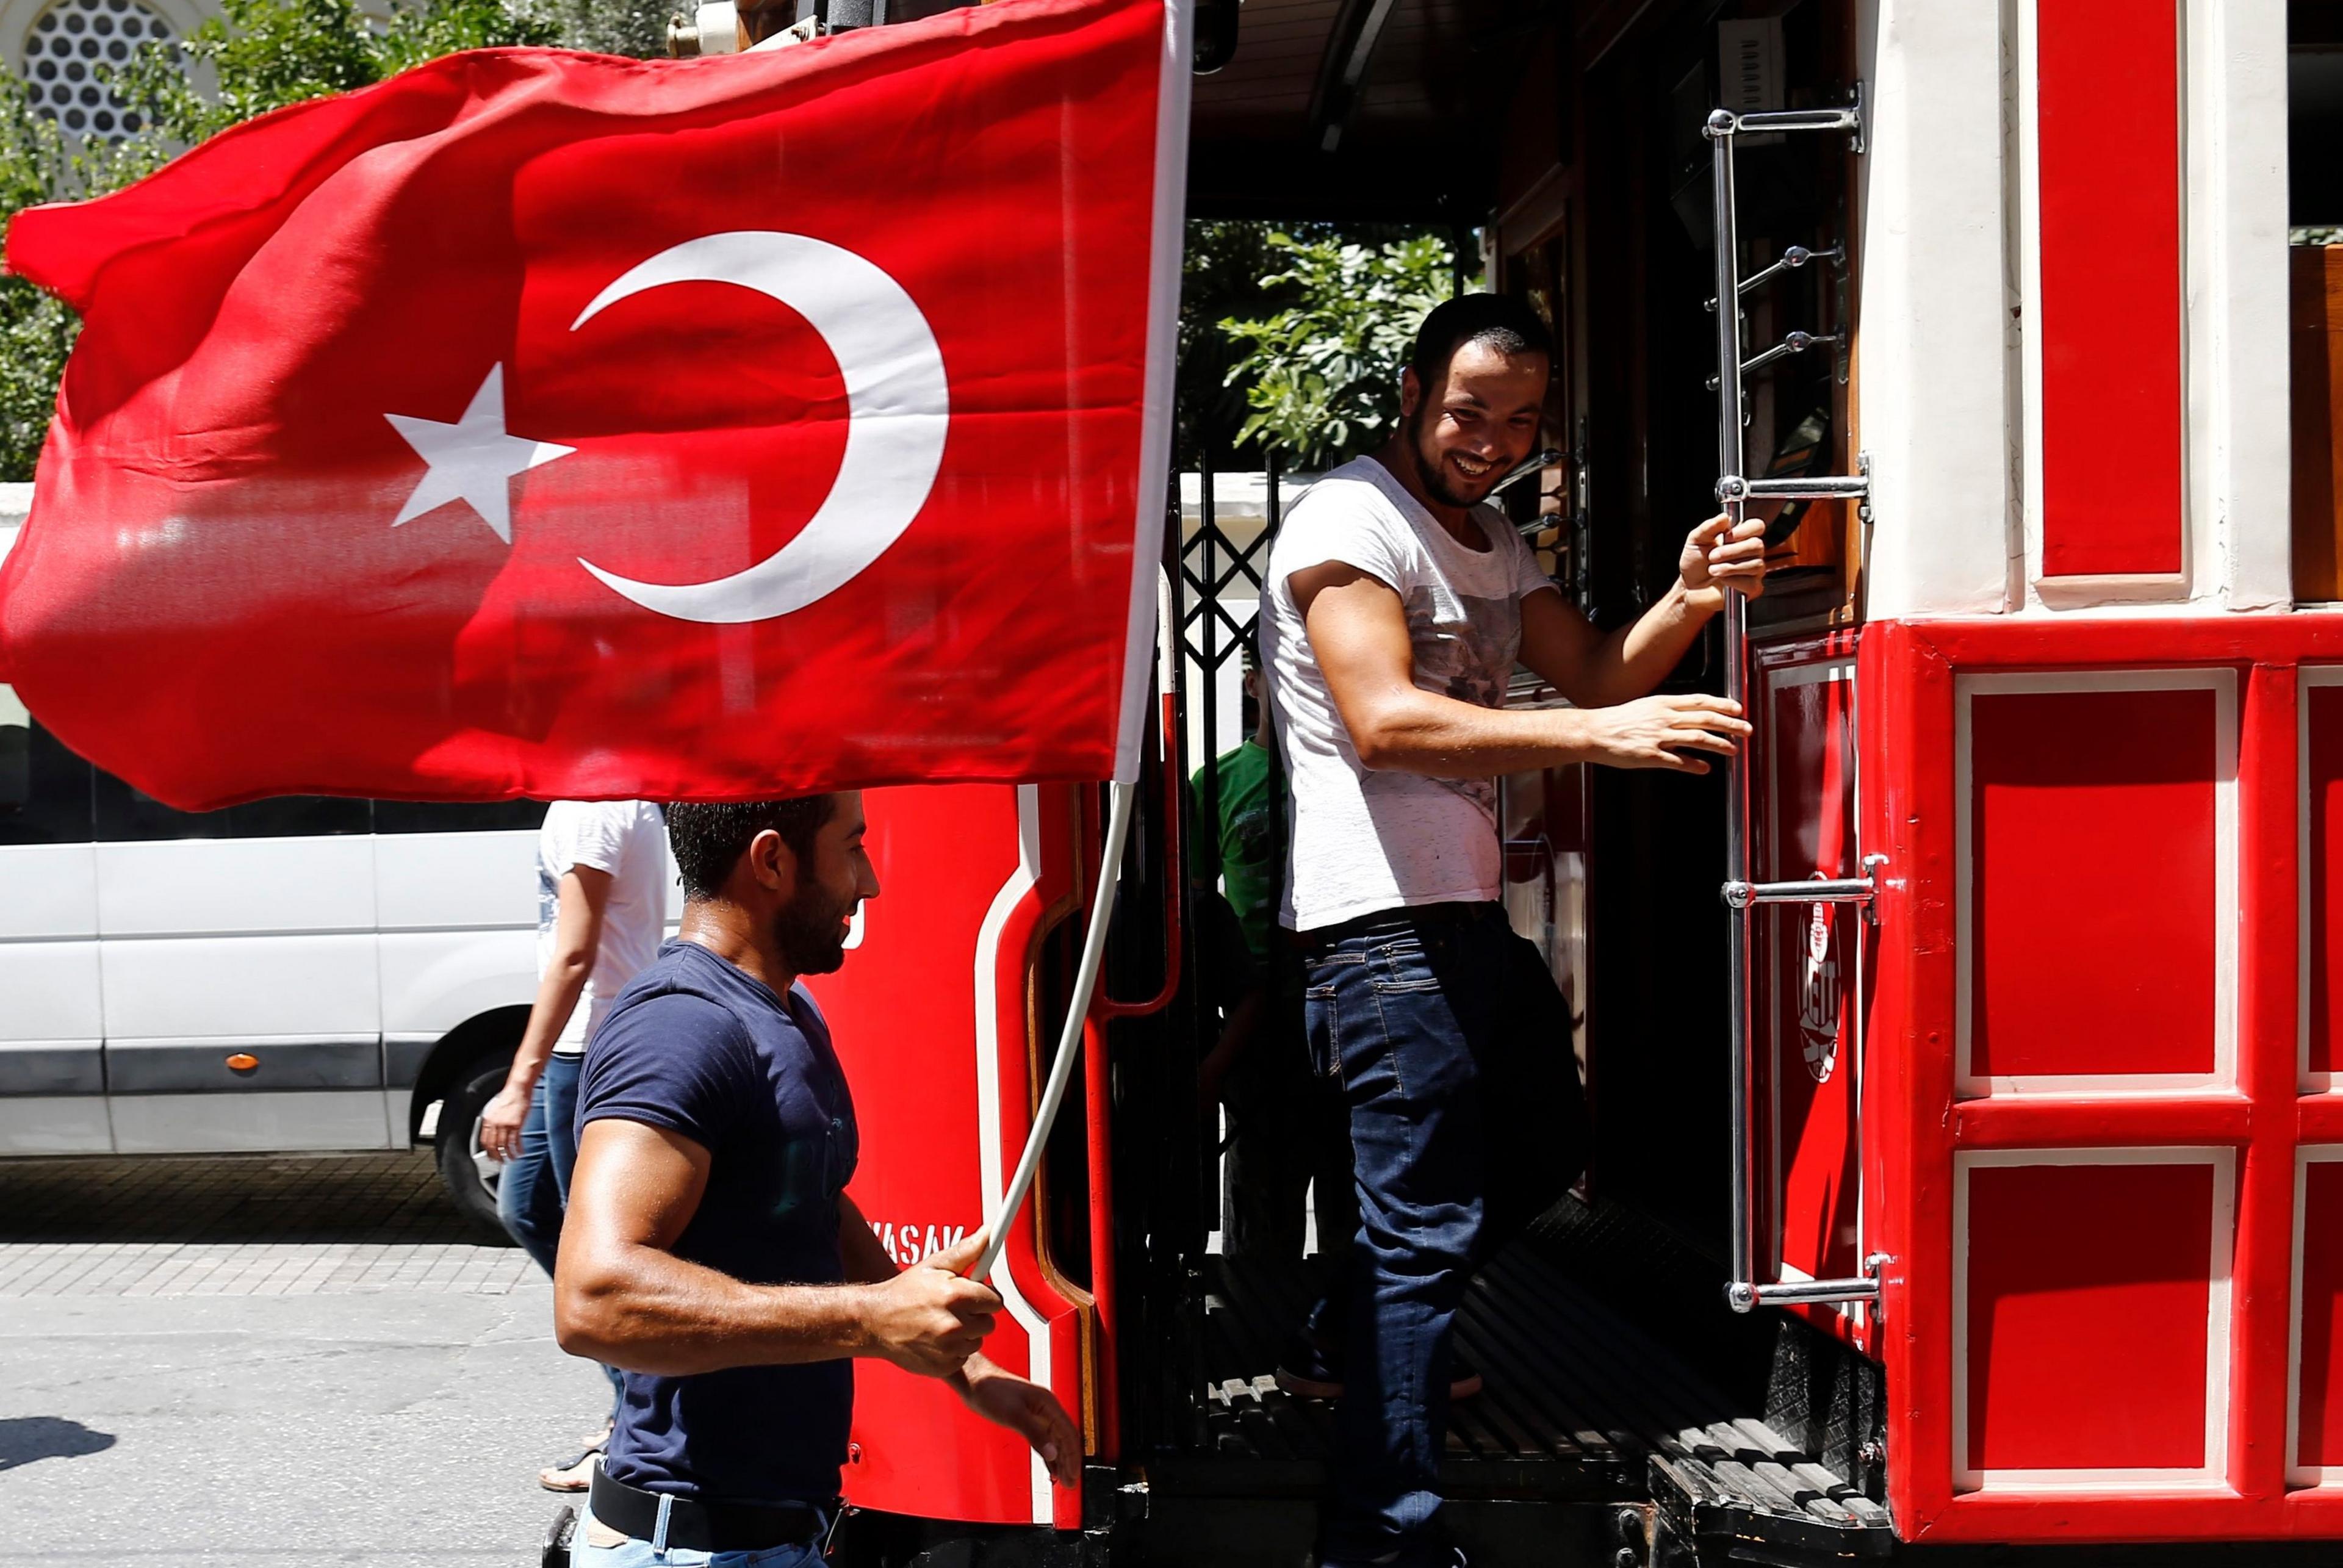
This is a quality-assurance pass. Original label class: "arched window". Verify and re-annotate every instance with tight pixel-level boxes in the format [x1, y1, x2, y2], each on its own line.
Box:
[20, 0, 173, 142]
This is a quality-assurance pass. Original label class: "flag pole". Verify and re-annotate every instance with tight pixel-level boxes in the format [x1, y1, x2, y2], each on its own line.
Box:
[973, 775, 1136, 1283]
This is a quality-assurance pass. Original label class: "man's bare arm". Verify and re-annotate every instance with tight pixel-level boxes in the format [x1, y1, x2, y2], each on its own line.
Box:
[1516, 514, 1768, 708]
[837, 1191, 900, 1285]
[1294, 563, 1748, 778]
[555, 1118, 999, 1378]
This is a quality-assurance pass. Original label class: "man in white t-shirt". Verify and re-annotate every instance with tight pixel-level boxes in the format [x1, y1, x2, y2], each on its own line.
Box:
[479, 799, 668, 1487]
[1259, 293, 1766, 1568]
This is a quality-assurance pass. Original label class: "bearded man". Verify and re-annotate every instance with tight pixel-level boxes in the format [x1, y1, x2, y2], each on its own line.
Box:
[1259, 293, 1767, 1568]
[556, 794, 1079, 1566]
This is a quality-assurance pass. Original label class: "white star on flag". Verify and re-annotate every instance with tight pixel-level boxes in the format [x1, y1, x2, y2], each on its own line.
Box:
[384, 364, 573, 544]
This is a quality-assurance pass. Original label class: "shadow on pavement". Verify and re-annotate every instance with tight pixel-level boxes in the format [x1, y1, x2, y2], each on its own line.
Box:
[0, 1416, 117, 1471]
[0, 1153, 507, 1246]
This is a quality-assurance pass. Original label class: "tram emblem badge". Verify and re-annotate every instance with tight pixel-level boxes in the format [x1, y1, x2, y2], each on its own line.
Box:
[1798, 898, 1840, 1084]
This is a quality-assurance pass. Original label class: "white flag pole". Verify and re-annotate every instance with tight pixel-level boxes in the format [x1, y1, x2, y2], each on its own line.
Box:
[973, 775, 1136, 1283]
[974, 0, 1187, 1282]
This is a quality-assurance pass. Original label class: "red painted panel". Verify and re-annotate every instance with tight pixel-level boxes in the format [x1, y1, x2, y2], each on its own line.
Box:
[2035, 0, 2184, 578]
[1965, 1159, 2215, 1472]
[1868, 617, 2343, 1542]
[812, 783, 1081, 1526]
[2299, 1160, 2343, 1472]
[2311, 683, 2343, 1079]
[1970, 688, 2218, 1080]
[1758, 655, 1863, 1295]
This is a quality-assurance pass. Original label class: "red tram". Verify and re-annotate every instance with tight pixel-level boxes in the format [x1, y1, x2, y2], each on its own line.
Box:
[777, 0, 2343, 1562]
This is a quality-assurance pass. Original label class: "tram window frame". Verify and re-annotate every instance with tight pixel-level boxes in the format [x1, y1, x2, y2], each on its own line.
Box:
[0, 683, 97, 846]
[2292, 0, 2343, 604]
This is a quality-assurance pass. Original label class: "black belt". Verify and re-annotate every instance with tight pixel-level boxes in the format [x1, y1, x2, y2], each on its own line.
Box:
[1306, 899, 1500, 948]
[589, 1467, 829, 1554]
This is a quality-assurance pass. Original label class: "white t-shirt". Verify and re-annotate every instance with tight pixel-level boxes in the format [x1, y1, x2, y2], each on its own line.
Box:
[537, 800, 669, 1056]
[1261, 456, 1557, 932]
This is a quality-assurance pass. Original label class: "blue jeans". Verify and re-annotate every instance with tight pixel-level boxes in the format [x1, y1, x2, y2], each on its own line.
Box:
[498, 1054, 624, 1414]
[1303, 902, 1586, 1567]
[568, 1508, 822, 1567]
[497, 1076, 563, 1277]
[544, 1050, 586, 1204]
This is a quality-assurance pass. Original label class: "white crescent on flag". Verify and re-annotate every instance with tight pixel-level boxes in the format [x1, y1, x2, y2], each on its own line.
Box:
[567, 230, 952, 625]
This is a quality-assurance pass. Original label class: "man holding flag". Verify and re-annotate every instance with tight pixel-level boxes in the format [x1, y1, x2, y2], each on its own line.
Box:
[0, 0, 1178, 1548]
[556, 793, 1080, 1563]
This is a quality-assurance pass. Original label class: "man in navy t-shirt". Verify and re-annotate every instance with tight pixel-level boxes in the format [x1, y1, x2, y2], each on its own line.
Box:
[556, 793, 1080, 1566]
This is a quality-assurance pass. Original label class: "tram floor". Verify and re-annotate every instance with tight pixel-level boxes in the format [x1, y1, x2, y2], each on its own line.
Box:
[1140, 1240, 1893, 1566]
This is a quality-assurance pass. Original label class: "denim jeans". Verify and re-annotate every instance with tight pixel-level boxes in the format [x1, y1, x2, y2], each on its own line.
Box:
[497, 1054, 624, 1414]
[1303, 902, 1586, 1567]
[1222, 964, 1357, 1267]
[544, 1051, 586, 1203]
[567, 1507, 822, 1567]
[497, 1077, 563, 1277]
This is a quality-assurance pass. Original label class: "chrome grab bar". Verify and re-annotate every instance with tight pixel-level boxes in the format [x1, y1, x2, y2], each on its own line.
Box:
[1728, 1254, 1891, 1313]
[1716, 466, 1872, 504]
[1706, 329, 1843, 390]
[1706, 243, 1845, 312]
[1722, 855, 1887, 915]
[1705, 90, 1884, 1317]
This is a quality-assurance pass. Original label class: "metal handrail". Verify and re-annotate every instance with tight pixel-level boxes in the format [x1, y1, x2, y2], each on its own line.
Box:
[1704, 93, 1884, 1317]
[1722, 856, 1886, 913]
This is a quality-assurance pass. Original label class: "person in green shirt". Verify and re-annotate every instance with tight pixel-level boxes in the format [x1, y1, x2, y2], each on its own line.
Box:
[1196, 643, 1283, 962]
[1194, 633, 1353, 1265]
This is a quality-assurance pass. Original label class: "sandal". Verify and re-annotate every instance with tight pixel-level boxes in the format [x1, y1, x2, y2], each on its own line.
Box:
[538, 1447, 599, 1493]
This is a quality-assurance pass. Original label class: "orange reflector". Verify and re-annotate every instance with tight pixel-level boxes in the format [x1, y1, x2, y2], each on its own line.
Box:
[225, 1053, 259, 1071]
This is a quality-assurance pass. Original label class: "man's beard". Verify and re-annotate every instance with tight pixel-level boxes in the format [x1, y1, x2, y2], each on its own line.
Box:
[1409, 406, 1498, 509]
[774, 882, 855, 976]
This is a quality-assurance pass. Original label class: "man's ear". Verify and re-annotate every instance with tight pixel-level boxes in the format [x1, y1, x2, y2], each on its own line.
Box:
[1397, 365, 1423, 421]
[744, 828, 796, 899]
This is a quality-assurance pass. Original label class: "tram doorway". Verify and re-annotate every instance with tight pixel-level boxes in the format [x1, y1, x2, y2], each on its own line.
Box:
[1148, 1, 1890, 1559]
[1476, 0, 1871, 1367]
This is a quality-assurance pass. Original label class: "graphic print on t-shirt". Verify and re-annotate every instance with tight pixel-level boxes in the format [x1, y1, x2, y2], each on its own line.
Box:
[1378, 584, 1524, 819]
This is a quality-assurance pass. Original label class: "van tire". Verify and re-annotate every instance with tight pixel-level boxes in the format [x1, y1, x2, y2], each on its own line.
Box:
[434, 1050, 515, 1238]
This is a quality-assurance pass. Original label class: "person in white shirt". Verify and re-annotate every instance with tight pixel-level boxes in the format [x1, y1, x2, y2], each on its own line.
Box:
[1259, 293, 1766, 1568]
[479, 799, 668, 1489]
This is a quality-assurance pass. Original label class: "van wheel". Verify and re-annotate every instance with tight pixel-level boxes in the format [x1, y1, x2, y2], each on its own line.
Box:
[434, 1051, 514, 1237]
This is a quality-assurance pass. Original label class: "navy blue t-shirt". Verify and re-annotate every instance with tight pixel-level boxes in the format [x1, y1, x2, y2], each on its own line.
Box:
[577, 939, 860, 1507]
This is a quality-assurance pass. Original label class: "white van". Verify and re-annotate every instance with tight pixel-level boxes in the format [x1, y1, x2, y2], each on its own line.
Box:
[0, 486, 639, 1229]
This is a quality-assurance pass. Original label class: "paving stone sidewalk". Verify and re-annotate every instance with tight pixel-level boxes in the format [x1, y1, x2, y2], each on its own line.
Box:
[0, 1153, 596, 1565]
[0, 1151, 537, 1298]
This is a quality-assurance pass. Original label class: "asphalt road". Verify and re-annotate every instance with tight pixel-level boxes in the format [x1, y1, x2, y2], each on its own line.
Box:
[0, 1153, 607, 1567]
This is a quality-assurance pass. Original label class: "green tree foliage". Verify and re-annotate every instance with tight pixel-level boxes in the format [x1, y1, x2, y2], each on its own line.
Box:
[544, 0, 669, 62]
[0, 74, 80, 481]
[110, 0, 557, 148]
[1214, 230, 1459, 472]
[1173, 220, 1288, 472]
[0, 0, 640, 481]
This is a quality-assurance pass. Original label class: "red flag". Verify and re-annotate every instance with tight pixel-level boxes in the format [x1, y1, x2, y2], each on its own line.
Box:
[0, 0, 1186, 808]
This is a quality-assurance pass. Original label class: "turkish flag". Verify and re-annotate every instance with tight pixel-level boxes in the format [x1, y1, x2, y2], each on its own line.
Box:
[0, 0, 1185, 808]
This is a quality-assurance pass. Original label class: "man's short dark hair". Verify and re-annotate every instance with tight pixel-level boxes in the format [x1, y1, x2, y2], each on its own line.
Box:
[1408, 293, 1554, 389]
[666, 796, 836, 901]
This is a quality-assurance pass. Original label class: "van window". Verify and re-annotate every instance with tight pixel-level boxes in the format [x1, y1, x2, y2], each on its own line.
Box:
[92, 769, 370, 840]
[0, 684, 96, 845]
[372, 799, 549, 834]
